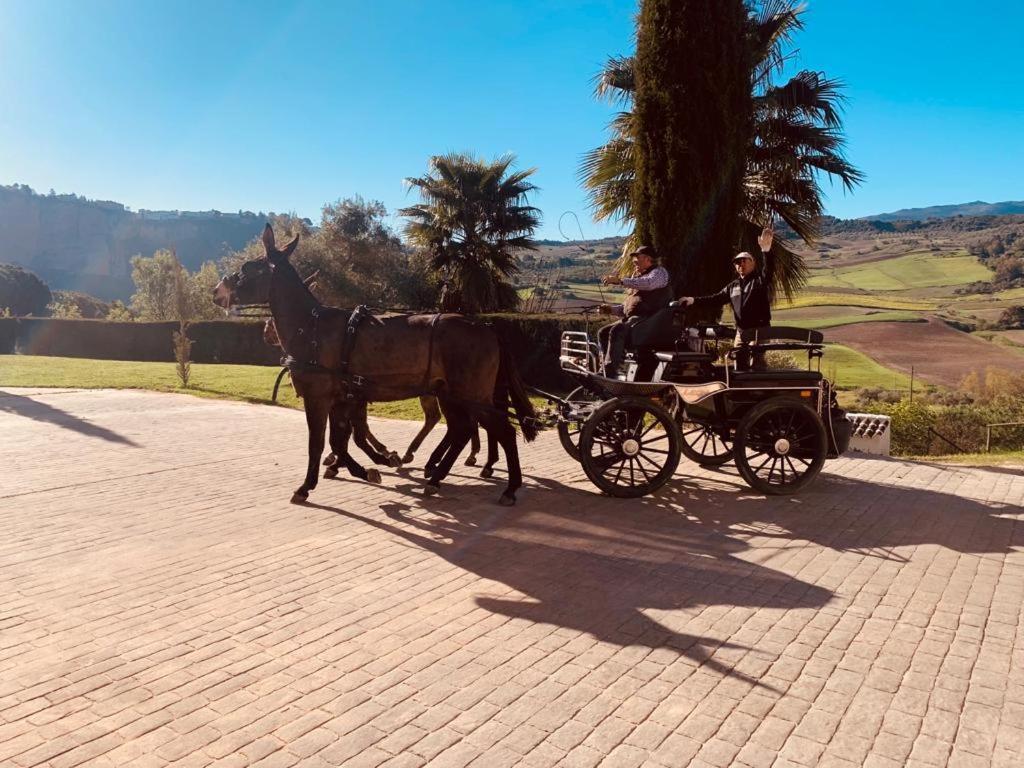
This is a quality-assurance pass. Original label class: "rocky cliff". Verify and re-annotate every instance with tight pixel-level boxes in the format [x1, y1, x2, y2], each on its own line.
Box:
[0, 185, 263, 299]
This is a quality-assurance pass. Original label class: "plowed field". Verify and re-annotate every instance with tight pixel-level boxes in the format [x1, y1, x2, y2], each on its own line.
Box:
[827, 317, 1024, 387]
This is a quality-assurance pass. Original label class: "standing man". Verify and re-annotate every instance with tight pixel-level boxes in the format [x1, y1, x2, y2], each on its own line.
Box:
[676, 226, 775, 370]
[597, 245, 672, 378]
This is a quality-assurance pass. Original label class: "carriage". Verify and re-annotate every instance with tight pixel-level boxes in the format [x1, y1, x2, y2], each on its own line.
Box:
[533, 305, 852, 498]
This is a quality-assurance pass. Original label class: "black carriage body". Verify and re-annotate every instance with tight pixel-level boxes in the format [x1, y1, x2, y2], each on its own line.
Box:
[549, 320, 851, 498]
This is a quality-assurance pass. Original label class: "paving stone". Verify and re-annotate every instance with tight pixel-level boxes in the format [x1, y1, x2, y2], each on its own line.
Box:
[1, 389, 1022, 768]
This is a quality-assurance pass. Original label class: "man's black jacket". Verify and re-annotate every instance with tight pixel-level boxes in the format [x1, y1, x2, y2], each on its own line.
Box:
[691, 252, 772, 330]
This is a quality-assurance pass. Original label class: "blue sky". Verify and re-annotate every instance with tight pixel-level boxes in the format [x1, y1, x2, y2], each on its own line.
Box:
[1, 0, 1021, 240]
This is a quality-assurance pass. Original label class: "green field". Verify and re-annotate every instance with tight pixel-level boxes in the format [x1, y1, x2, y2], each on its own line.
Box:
[806, 251, 992, 292]
[777, 292, 938, 311]
[821, 344, 914, 391]
[773, 309, 923, 330]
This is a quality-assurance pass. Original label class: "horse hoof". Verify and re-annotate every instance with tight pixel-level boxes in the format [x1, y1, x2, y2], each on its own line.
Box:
[291, 490, 309, 504]
[480, 467, 494, 479]
[402, 453, 414, 465]
[324, 467, 339, 479]
[498, 493, 516, 506]
[388, 453, 403, 468]
[423, 484, 439, 497]
[367, 469, 382, 484]
[464, 455, 477, 466]
[322, 453, 336, 466]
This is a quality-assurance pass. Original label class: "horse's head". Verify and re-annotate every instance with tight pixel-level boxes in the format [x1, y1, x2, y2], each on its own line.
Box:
[212, 224, 299, 309]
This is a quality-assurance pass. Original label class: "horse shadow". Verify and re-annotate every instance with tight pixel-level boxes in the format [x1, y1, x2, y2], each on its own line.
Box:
[0, 390, 138, 447]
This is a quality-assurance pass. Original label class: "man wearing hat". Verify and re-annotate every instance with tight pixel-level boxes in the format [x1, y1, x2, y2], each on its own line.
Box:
[676, 226, 775, 370]
[596, 244, 672, 378]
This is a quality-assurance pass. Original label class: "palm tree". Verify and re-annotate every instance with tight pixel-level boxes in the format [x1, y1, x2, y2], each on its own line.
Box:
[580, 0, 863, 299]
[400, 153, 541, 313]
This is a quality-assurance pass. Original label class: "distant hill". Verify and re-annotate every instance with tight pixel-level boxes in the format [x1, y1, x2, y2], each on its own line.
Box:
[863, 201, 1024, 222]
[0, 185, 267, 300]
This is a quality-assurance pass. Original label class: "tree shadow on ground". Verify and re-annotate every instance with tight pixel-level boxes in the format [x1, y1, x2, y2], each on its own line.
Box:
[304, 438, 1021, 687]
[303, 473, 835, 689]
[620, 459, 1024, 560]
[0, 390, 138, 446]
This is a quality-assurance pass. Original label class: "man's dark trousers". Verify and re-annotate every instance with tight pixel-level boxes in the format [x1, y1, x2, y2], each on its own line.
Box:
[598, 316, 643, 378]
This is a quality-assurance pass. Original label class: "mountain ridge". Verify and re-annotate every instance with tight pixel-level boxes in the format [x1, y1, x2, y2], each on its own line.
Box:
[862, 200, 1024, 222]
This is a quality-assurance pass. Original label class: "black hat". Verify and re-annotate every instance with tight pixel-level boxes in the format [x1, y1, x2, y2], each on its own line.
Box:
[630, 245, 657, 258]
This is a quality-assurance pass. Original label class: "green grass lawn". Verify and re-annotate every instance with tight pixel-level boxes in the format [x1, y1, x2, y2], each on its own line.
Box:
[806, 251, 992, 292]
[0, 355, 549, 421]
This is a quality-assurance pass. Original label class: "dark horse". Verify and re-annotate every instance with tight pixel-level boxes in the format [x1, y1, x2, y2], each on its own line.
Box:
[214, 226, 535, 505]
[263, 318, 487, 471]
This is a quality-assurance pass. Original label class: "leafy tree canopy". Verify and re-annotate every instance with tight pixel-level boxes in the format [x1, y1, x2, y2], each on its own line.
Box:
[130, 250, 223, 322]
[0, 263, 52, 316]
[400, 153, 540, 313]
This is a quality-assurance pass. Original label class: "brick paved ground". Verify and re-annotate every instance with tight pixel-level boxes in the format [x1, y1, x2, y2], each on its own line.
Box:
[1, 387, 1022, 768]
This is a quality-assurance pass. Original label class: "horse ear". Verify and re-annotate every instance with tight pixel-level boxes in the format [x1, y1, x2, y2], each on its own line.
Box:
[281, 234, 300, 259]
[262, 224, 276, 253]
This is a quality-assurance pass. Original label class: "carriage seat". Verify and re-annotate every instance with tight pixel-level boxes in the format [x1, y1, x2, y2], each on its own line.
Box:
[731, 369, 824, 386]
[655, 350, 715, 364]
[739, 326, 825, 345]
[626, 307, 679, 351]
[673, 381, 727, 405]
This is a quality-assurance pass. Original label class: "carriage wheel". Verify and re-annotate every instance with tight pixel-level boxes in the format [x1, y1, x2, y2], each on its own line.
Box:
[734, 397, 827, 495]
[677, 416, 733, 467]
[578, 397, 680, 498]
[557, 386, 598, 462]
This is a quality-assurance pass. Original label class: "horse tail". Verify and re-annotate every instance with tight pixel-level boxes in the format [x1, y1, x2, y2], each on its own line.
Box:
[497, 335, 538, 442]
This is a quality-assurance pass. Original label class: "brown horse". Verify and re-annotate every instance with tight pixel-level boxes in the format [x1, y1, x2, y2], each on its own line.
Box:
[260, 319, 483, 468]
[263, 318, 490, 475]
[214, 225, 534, 505]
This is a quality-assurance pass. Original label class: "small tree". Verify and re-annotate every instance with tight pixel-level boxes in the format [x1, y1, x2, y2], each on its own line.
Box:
[170, 253, 193, 388]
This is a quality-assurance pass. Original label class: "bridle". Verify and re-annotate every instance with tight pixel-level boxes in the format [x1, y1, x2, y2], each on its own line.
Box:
[222, 261, 272, 317]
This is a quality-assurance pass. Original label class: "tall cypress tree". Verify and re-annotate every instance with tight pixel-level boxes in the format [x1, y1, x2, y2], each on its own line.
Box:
[632, 0, 753, 299]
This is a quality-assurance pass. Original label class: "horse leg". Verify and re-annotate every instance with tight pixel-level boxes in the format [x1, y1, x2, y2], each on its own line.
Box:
[323, 409, 378, 484]
[322, 406, 341, 467]
[424, 404, 473, 495]
[465, 425, 481, 466]
[479, 424, 500, 479]
[424, 430, 452, 478]
[347, 403, 388, 479]
[294, 397, 330, 503]
[405, 395, 442, 465]
[356, 404, 401, 467]
[479, 412, 521, 506]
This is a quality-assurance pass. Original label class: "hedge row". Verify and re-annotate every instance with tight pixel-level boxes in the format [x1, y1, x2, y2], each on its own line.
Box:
[0, 317, 280, 366]
[0, 314, 607, 391]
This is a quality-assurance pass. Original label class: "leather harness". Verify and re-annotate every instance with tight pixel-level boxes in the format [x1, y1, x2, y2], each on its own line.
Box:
[278, 307, 443, 402]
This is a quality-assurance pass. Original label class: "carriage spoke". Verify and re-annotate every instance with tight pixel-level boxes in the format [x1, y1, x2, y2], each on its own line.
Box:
[635, 458, 653, 482]
[784, 456, 800, 479]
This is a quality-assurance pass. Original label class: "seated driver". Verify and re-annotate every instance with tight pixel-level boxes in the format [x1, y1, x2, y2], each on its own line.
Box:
[676, 226, 775, 371]
[597, 245, 672, 379]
